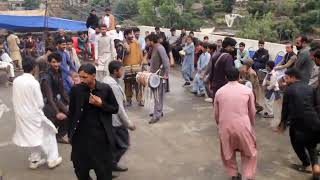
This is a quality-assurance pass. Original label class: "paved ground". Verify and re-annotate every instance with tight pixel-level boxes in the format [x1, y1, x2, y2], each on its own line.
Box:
[0, 68, 314, 180]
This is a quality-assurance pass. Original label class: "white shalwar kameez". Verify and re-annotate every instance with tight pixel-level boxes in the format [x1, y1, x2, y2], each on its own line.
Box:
[12, 73, 59, 163]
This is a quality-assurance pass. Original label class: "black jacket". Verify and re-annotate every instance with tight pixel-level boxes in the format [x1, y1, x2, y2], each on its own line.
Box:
[280, 81, 320, 132]
[68, 81, 119, 145]
[253, 48, 269, 64]
[86, 14, 99, 29]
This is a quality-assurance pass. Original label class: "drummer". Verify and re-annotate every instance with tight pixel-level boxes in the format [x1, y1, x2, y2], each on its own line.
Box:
[145, 33, 170, 124]
[123, 28, 144, 107]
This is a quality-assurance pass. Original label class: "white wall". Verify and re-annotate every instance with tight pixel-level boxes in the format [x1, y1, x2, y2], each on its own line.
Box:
[138, 25, 293, 61]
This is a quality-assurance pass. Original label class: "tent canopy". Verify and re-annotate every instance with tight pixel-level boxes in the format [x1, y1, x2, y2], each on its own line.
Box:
[0, 14, 87, 32]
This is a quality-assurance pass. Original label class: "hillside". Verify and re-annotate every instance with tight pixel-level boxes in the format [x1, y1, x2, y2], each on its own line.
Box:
[49, 0, 320, 42]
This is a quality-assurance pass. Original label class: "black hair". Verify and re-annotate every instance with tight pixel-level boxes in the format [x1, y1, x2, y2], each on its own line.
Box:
[258, 40, 265, 44]
[239, 42, 245, 47]
[222, 37, 237, 48]
[91, 9, 96, 12]
[266, 61, 275, 70]
[203, 43, 209, 49]
[109, 61, 123, 75]
[22, 57, 36, 73]
[48, 52, 62, 63]
[78, 63, 96, 75]
[208, 43, 217, 51]
[66, 37, 73, 43]
[285, 42, 294, 49]
[296, 34, 308, 44]
[285, 68, 301, 79]
[204, 36, 209, 40]
[155, 27, 160, 30]
[226, 67, 240, 81]
[314, 49, 320, 59]
[56, 38, 66, 45]
[124, 28, 133, 37]
[146, 34, 159, 43]
[133, 27, 140, 33]
[170, 27, 176, 32]
[310, 41, 320, 52]
[105, 7, 111, 12]
[189, 31, 194, 35]
[100, 24, 107, 29]
[45, 47, 56, 53]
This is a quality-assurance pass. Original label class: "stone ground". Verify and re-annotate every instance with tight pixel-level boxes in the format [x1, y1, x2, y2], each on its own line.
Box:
[0, 68, 314, 180]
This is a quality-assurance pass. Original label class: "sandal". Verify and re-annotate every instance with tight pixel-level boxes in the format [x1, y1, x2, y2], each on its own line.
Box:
[290, 164, 312, 174]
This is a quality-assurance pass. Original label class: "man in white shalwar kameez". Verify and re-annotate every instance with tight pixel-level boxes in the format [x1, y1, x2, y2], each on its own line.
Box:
[12, 57, 62, 169]
[95, 24, 117, 81]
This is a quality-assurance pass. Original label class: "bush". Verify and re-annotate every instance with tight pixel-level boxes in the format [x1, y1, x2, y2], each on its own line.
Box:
[203, 0, 214, 18]
[114, 0, 139, 20]
[295, 10, 320, 33]
[237, 12, 278, 42]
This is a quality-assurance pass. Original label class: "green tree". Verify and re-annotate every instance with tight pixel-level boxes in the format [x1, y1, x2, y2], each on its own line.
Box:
[203, 0, 214, 18]
[237, 12, 278, 42]
[23, 0, 40, 10]
[137, 0, 157, 25]
[222, 0, 235, 13]
[159, 0, 179, 27]
[114, 0, 139, 20]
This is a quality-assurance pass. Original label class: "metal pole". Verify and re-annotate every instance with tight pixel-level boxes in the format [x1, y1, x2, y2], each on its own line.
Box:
[43, 0, 49, 40]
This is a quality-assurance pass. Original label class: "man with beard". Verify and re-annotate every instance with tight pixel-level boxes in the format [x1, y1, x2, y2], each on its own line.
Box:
[95, 24, 117, 80]
[208, 37, 237, 100]
[40, 53, 70, 144]
[294, 35, 313, 84]
[68, 63, 119, 180]
[122, 29, 144, 106]
[276, 68, 320, 176]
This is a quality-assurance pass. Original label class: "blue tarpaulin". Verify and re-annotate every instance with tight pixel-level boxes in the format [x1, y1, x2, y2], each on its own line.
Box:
[0, 14, 87, 31]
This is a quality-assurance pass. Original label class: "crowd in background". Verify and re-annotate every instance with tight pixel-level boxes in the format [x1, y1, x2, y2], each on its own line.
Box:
[2, 5, 320, 180]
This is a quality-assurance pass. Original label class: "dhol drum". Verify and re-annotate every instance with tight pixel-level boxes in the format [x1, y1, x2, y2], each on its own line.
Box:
[136, 71, 161, 89]
[124, 65, 142, 80]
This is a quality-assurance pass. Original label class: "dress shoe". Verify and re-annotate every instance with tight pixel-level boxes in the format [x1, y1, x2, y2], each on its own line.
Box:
[149, 117, 160, 124]
[126, 100, 132, 107]
[48, 157, 62, 169]
[183, 82, 191, 87]
[29, 159, 46, 169]
[138, 101, 144, 107]
[113, 164, 128, 172]
[149, 112, 164, 117]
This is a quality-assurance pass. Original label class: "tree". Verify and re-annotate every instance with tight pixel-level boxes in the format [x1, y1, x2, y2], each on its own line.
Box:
[237, 12, 278, 42]
[137, 0, 157, 25]
[222, 0, 235, 13]
[203, 0, 214, 18]
[23, 0, 40, 10]
[114, 0, 139, 20]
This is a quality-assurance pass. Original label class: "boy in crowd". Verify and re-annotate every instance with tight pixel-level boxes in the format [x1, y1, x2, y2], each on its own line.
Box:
[262, 61, 280, 118]
[240, 59, 263, 113]
[192, 44, 211, 96]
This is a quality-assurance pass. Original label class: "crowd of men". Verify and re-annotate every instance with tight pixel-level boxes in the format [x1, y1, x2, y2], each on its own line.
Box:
[2, 6, 320, 180]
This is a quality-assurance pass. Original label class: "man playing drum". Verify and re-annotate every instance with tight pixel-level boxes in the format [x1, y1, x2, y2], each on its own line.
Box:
[145, 33, 170, 124]
[123, 29, 144, 107]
